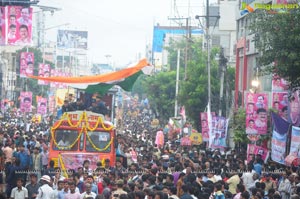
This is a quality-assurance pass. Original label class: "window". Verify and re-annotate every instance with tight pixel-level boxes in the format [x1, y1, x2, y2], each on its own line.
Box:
[52, 129, 79, 151]
[86, 131, 111, 153]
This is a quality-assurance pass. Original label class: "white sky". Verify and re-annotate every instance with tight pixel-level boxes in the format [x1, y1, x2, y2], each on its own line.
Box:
[37, 0, 204, 67]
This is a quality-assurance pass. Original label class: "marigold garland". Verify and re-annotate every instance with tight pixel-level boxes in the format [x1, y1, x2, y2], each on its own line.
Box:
[58, 154, 68, 177]
[51, 126, 84, 150]
[66, 112, 84, 128]
[85, 127, 113, 151]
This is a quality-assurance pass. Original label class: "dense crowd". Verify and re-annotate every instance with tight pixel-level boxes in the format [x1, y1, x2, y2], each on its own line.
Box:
[0, 96, 298, 199]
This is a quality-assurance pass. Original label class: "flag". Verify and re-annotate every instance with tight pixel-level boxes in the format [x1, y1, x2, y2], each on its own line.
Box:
[180, 106, 186, 123]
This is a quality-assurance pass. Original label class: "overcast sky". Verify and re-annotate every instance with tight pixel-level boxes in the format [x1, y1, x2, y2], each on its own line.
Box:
[38, 0, 204, 67]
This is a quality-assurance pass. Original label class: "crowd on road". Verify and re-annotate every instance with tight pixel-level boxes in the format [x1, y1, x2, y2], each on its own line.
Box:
[0, 96, 298, 199]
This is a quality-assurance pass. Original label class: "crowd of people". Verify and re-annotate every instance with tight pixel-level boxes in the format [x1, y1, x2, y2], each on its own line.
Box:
[0, 95, 298, 199]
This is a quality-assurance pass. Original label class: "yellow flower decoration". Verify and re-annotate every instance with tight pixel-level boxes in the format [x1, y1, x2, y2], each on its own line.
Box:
[51, 126, 84, 150]
[85, 127, 113, 152]
[58, 154, 68, 177]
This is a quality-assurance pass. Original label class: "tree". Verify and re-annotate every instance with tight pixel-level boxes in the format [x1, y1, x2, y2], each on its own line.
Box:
[231, 108, 249, 150]
[249, 9, 300, 89]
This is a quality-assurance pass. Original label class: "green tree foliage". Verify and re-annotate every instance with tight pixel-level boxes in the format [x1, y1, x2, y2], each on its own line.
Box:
[16, 47, 54, 105]
[249, 10, 300, 89]
[231, 108, 249, 146]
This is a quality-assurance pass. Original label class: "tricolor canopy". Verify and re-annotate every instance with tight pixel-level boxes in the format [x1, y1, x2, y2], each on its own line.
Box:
[29, 59, 153, 94]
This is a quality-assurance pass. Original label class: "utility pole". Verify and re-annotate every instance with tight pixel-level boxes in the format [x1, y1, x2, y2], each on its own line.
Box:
[218, 47, 228, 116]
[175, 49, 180, 117]
[168, 17, 191, 80]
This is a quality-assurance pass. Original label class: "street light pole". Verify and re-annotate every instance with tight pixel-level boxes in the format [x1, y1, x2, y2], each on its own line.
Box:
[175, 49, 180, 117]
[206, 0, 211, 114]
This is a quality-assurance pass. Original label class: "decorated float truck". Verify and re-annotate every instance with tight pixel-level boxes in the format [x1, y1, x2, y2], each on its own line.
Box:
[49, 111, 116, 176]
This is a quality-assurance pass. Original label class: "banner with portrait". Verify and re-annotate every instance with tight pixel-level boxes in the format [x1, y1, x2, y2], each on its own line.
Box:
[200, 112, 215, 142]
[48, 95, 55, 113]
[20, 52, 34, 77]
[247, 144, 269, 163]
[272, 92, 289, 119]
[37, 97, 47, 115]
[290, 126, 300, 157]
[272, 75, 289, 92]
[289, 90, 300, 126]
[20, 91, 32, 113]
[38, 64, 50, 85]
[0, 7, 6, 45]
[209, 116, 229, 149]
[7, 6, 32, 46]
[245, 93, 268, 135]
[57, 30, 88, 49]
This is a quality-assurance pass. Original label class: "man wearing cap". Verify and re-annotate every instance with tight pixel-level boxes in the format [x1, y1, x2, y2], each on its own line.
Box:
[36, 175, 54, 199]
[81, 183, 96, 199]
[111, 179, 127, 199]
[26, 173, 39, 199]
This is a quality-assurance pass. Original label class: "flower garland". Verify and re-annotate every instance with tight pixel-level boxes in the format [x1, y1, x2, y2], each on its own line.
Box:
[99, 117, 114, 131]
[85, 116, 101, 131]
[85, 127, 113, 151]
[52, 112, 68, 130]
[51, 126, 84, 150]
[66, 112, 85, 128]
[58, 154, 68, 177]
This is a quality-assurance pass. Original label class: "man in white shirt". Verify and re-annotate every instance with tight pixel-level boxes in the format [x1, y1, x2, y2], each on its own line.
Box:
[11, 178, 28, 199]
[81, 183, 96, 199]
[36, 175, 54, 199]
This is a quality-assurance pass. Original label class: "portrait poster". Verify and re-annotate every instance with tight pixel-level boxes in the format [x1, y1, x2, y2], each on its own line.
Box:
[20, 52, 34, 77]
[289, 90, 300, 126]
[20, 91, 32, 113]
[247, 144, 269, 163]
[289, 126, 300, 157]
[0, 7, 6, 45]
[48, 95, 55, 113]
[271, 129, 287, 164]
[272, 92, 289, 119]
[37, 97, 47, 115]
[38, 64, 50, 85]
[200, 112, 215, 142]
[245, 93, 268, 135]
[209, 116, 229, 149]
[7, 6, 32, 46]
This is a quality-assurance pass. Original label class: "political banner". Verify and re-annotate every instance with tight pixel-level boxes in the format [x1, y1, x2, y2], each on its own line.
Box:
[48, 95, 55, 113]
[57, 30, 88, 49]
[200, 112, 215, 142]
[7, 6, 32, 46]
[0, 7, 6, 45]
[38, 64, 50, 85]
[60, 153, 99, 170]
[289, 90, 300, 126]
[209, 116, 229, 149]
[245, 93, 268, 135]
[37, 97, 47, 115]
[290, 126, 300, 157]
[272, 75, 289, 92]
[20, 52, 34, 77]
[247, 144, 269, 163]
[272, 92, 289, 119]
[189, 131, 202, 145]
[20, 91, 32, 113]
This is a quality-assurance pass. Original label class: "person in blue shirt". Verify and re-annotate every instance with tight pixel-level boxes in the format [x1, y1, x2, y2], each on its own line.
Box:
[16, 144, 30, 183]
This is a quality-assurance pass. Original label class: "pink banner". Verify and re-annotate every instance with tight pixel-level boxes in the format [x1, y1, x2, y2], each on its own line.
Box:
[38, 64, 50, 85]
[20, 91, 32, 113]
[7, 6, 32, 46]
[272, 92, 288, 120]
[246, 93, 268, 135]
[0, 7, 6, 45]
[290, 90, 300, 126]
[20, 52, 34, 77]
[200, 112, 215, 142]
[209, 116, 229, 149]
[247, 144, 269, 163]
[60, 153, 100, 170]
[48, 95, 55, 113]
[272, 75, 289, 92]
[37, 97, 47, 115]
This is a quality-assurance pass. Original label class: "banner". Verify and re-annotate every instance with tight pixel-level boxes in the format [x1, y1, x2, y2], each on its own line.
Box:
[247, 144, 269, 163]
[57, 30, 88, 49]
[20, 52, 34, 77]
[289, 90, 300, 126]
[0, 7, 5, 45]
[7, 6, 32, 46]
[20, 91, 32, 112]
[290, 126, 300, 157]
[272, 92, 289, 119]
[209, 116, 229, 149]
[246, 93, 268, 135]
[48, 95, 55, 113]
[189, 131, 202, 145]
[60, 153, 100, 170]
[38, 64, 50, 85]
[37, 97, 47, 115]
[272, 75, 289, 92]
[200, 112, 215, 142]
